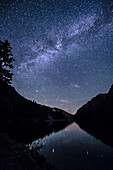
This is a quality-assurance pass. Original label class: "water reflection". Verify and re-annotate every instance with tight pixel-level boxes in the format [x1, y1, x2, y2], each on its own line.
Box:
[76, 119, 113, 149]
[1, 120, 71, 143]
[32, 123, 113, 170]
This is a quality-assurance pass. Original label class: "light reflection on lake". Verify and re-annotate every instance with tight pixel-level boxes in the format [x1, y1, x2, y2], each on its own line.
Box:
[32, 122, 113, 170]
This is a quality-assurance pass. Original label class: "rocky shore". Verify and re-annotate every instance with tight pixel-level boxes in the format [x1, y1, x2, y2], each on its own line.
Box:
[0, 132, 54, 170]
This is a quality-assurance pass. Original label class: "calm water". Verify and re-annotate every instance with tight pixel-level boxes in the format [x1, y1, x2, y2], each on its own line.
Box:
[31, 122, 113, 170]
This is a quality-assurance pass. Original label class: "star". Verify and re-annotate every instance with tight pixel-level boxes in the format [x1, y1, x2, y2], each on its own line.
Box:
[0, 0, 113, 114]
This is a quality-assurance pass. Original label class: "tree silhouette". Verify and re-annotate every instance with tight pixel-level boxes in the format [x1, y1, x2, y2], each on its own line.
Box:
[0, 40, 14, 85]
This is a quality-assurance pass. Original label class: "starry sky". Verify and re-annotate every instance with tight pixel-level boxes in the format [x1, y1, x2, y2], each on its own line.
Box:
[0, 0, 113, 114]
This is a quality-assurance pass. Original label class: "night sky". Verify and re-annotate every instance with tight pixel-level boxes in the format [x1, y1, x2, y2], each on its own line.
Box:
[0, 0, 113, 114]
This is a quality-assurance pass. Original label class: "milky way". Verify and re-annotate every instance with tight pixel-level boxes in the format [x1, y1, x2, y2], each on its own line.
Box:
[0, 0, 113, 114]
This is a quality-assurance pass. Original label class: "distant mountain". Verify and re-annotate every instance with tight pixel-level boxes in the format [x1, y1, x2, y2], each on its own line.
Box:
[0, 83, 73, 143]
[0, 83, 72, 121]
[74, 84, 113, 148]
[74, 84, 113, 121]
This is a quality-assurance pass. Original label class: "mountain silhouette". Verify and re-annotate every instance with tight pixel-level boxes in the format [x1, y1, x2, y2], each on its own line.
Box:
[74, 84, 113, 120]
[0, 83, 72, 143]
[0, 83, 72, 120]
[74, 84, 113, 148]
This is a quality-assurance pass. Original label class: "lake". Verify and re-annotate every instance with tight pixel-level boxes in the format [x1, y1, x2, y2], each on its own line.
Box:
[31, 122, 113, 170]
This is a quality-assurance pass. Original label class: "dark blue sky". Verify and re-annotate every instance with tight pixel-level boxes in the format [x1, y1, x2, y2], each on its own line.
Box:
[0, 0, 113, 114]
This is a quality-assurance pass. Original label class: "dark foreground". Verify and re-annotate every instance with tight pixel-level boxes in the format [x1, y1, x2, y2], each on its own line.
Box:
[0, 120, 71, 170]
[0, 132, 54, 170]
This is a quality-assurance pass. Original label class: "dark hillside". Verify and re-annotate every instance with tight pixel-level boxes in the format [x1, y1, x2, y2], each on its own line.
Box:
[74, 84, 113, 121]
[0, 83, 72, 143]
[0, 83, 72, 121]
[74, 84, 113, 148]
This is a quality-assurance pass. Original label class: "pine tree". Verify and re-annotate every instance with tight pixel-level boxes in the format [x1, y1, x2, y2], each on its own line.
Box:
[0, 40, 14, 85]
